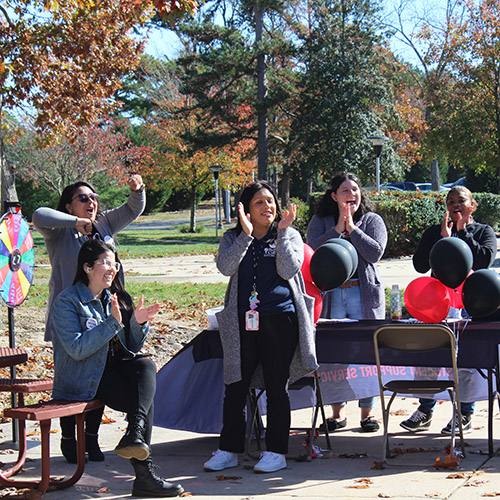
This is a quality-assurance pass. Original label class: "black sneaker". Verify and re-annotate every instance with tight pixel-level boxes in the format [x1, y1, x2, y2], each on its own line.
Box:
[441, 414, 472, 435]
[319, 418, 347, 432]
[360, 416, 380, 432]
[400, 409, 432, 432]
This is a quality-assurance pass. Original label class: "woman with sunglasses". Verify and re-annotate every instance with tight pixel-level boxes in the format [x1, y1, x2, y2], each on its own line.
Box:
[51, 239, 183, 497]
[32, 175, 145, 463]
[33, 175, 145, 343]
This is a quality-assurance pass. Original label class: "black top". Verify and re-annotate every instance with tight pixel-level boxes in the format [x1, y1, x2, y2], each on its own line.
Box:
[413, 221, 497, 273]
[237, 234, 295, 316]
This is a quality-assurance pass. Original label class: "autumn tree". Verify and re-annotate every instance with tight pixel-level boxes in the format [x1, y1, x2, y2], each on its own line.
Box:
[432, 0, 500, 193]
[385, 0, 467, 187]
[8, 120, 151, 195]
[145, 95, 255, 231]
[0, 0, 200, 211]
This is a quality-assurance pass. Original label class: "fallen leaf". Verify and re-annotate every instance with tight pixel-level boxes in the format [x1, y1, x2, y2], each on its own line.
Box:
[216, 475, 242, 481]
[378, 494, 391, 498]
[372, 461, 385, 470]
[95, 486, 109, 493]
[433, 454, 460, 470]
[345, 484, 370, 489]
[482, 493, 500, 497]
[355, 478, 373, 484]
[466, 480, 489, 487]
[102, 413, 116, 424]
[180, 493, 193, 497]
[446, 472, 472, 479]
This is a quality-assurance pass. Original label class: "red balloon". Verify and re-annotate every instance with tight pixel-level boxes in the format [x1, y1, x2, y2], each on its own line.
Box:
[404, 277, 451, 323]
[446, 270, 473, 309]
[305, 280, 323, 324]
[302, 243, 315, 284]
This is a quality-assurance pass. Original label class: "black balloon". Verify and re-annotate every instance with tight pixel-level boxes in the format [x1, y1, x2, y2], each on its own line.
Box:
[325, 238, 359, 279]
[429, 237, 473, 289]
[462, 269, 500, 318]
[310, 243, 353, 291]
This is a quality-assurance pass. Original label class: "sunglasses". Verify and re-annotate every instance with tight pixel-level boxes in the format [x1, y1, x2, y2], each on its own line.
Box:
[95, 259, 121, 272]
[72, 193, 99, 203]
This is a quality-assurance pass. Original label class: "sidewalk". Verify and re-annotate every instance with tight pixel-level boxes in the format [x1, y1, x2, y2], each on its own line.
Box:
[0, 396, 499, 499]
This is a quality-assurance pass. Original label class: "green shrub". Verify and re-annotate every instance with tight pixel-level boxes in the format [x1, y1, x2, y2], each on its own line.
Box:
[299, 190, 500, 258]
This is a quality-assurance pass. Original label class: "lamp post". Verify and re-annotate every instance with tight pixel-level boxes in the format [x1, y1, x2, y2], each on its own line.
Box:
[367, 136, 389, 192]
[210, 166, 223, 237]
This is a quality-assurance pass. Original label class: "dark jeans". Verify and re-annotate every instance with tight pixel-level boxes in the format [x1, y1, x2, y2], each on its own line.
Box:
[219, 312, 299, 455]
[60, 357, 156, 443]
[419, 398, 475, 416]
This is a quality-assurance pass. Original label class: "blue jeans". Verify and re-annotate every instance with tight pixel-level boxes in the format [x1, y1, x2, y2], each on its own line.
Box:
[418, 399, 475, 416]
[326, 286, 375, 410]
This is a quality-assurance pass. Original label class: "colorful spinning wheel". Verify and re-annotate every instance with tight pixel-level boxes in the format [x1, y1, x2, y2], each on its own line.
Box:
[0, 212, 34, 307]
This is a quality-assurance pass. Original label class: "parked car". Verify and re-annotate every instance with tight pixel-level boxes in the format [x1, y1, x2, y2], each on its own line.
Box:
[415, 183, 448, 191]
[441, 176, 466, 190]
[382, 181, 419, 191]
[379, 183, 404, 191]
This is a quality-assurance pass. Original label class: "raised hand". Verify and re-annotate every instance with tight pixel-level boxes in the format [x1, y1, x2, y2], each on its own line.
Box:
[441, 211, 452, 238]
[127, 174, 144, 192]
[278, 203, 297, 229]
[238, 202, 253, 235]
[75, 218, 93, 236]
[110, 293, 122, 324]
[134, 295, 163, 325]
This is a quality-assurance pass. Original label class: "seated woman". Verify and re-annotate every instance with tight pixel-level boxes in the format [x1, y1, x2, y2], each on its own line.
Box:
[50, 239, 183, 498]
[400, 186, 497, 435]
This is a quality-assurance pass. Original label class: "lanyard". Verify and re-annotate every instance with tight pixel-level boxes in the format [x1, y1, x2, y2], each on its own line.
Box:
[249, 240, 263, 310]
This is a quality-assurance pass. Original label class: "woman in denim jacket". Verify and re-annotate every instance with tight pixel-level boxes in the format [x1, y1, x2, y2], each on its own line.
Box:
[51, 239, 183, 498]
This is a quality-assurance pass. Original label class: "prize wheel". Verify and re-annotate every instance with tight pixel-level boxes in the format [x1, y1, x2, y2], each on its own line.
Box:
[0, 212, 34, 307]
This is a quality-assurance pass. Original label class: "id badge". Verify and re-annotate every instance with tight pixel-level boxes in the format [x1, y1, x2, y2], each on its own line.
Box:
[245, 310, 259, 331]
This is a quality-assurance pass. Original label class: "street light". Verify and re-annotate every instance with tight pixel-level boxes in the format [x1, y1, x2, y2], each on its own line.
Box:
[210, 165, 223, 237]
[367, 136, 389, 192]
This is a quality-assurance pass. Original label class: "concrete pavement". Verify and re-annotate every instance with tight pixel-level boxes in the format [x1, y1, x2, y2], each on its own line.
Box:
[0, 396, 499, 499]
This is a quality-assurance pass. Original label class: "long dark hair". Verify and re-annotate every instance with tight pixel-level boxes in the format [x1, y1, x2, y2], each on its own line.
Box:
[56, 181, 100, 214]
[234, 181, 282, 241]
[316, 172, 374, 221]
[73, 240, 133, 311]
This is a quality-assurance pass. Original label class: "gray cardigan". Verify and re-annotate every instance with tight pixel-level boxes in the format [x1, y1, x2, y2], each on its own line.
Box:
[306, 212, 387, 319]
[32, 188, 146, 341]
[215, 227, 319, 386]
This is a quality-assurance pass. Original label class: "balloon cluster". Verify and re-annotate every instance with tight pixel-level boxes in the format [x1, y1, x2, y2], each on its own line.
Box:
[301, 240, 359, 324]
[404, 238, 500, 322]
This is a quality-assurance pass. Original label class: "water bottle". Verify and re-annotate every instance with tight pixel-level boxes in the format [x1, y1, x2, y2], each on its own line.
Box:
[390, 284, 402, 320]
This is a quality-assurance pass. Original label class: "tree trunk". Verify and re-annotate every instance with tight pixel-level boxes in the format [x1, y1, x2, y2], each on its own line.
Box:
[255, 1, 268, 181]
[281, 163, 290, 208]
[431, 159, 440, 190]
[0, 113, 19, 214]
[189, 187, 197, 233]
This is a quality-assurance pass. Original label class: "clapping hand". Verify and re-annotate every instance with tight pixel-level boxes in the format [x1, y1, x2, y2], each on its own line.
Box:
[134, 295, 162, 324]
[238, 202, 253, 235]
[336, 201, 356, 235]
[278, 203, 297, 229]
[110, 293, 122, 324]
[441, 211, 453, 237]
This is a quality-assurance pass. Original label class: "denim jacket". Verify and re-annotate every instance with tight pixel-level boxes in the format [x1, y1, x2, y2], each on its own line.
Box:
[51, 282, 149, 400]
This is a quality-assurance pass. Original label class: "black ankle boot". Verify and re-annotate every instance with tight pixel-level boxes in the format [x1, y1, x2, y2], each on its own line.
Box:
[61, 437, 77, 464]
[85, 433, 105, 462]
[130, 458, 184, 497]
[114, 417, 150, 461]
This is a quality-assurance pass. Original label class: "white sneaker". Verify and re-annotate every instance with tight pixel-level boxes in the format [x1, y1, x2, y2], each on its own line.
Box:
[203, 449, 238, 471]
[253, 451, 287, 473]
